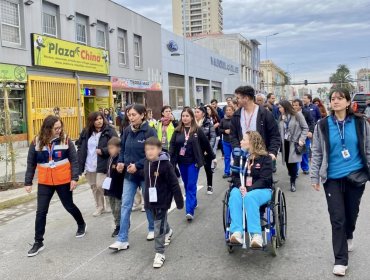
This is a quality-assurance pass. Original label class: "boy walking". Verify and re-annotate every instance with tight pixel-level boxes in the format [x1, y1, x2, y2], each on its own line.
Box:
[103, 137, 125, 237]
[143, 137, 184, 268]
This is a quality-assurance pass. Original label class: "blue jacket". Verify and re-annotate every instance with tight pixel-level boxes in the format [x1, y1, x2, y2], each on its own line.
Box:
[304, 104, 321, 123]
[217, 107, 224, 119]
[118, 122, 157, 179]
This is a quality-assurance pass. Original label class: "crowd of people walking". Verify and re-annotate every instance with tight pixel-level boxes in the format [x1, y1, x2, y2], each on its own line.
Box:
[24, 85, 369, 276]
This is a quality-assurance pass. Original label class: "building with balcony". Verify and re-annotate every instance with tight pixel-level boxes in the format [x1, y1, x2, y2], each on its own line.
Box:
[172, 0, 223, 37]
[260, 60, 288, 99]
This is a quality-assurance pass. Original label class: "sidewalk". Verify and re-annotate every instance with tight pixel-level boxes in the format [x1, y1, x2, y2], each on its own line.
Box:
[0, 146, 29, 183]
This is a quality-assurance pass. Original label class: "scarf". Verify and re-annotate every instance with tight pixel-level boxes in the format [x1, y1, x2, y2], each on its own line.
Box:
[160, 117, 171, 127]
[196, 118, 204, 127]
[131, 121, 147, 132]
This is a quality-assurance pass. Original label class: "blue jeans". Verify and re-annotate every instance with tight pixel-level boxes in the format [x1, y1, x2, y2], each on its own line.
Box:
[229, 188, 272, 234]
[222, 140, 232, 175]
[179, 163, 199, 216]
[300, 138, 311, 172]
[117, 177, 154, 242]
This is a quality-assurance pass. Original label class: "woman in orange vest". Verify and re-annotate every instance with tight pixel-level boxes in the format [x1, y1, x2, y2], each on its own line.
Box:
[24, 115, 86, 257]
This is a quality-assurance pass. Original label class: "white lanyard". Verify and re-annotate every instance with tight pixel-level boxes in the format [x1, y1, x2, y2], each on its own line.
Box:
[107, 157, 114, 177]
[148, 161, 161, 188]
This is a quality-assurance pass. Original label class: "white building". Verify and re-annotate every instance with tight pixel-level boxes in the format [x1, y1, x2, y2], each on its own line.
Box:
[162, 29, 240, 109]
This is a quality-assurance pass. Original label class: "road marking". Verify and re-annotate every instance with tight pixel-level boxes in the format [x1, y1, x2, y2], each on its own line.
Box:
[64, 184, 205, 279]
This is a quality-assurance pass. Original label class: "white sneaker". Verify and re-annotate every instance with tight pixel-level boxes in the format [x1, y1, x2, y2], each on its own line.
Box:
[347, 239, 354, 252]
[141, 207, 146, 212]
[153, 253, 165, 268]
[109, 241, 129, 251]
[186, 214, 193, 221]
[147, 231, 155, 241]
[333, 265, 348, 276]
[92, 208, 103, 217]
[250, 234, 263, 248]
[165, 229, 173, 246]
[230, 232, 243, 245]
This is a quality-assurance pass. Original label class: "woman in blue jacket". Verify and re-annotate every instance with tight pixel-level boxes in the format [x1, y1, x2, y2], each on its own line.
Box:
[109, 104, 157, 251]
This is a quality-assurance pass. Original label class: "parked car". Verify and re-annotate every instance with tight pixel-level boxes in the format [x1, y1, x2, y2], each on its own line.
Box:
[351, 92, 370, 113]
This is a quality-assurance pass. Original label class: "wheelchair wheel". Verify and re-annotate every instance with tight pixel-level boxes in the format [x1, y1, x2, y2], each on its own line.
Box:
[274, 188, 287, 246]
[222, 189, 230, 233]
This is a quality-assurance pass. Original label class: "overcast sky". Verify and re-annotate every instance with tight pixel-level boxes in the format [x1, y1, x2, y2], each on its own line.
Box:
[114, 0, 370, 84]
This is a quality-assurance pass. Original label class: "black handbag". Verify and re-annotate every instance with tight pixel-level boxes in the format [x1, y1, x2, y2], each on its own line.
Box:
[347, 169, 369, 186]
[294, 142, 306, 155]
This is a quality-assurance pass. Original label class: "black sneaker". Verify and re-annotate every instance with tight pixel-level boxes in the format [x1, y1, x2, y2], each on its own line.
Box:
[111, 226, 120, 238]
[290, 183, 296, 192]
[303, 170, 310, 175]
[223, 174, 230, 179]
[28, 242, 45, 257]
[207, 186, 213, 195]
[76, 223, 87, 238]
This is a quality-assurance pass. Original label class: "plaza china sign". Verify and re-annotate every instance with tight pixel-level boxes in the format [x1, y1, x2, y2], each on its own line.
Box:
[31, 33, 109, 74]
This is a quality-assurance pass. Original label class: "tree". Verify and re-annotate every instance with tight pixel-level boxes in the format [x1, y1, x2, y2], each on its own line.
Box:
[329, 64, 354, 91]
[317, 86, 329, 100]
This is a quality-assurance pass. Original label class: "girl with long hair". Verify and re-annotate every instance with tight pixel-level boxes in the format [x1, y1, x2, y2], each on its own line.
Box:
[313, 97, 328, 118]
[25, 115, 86, 257]
[109, 104, 157, 251]
[194, 106, 217, 195]
[278, 100, 308, 192]
[228, 131, 273, 248]
[77, 111, 118, 216]
[169, 108, 215, 221]
[311, 88, 370, 276]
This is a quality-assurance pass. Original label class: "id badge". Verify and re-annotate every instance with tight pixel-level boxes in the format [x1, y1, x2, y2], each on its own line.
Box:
[246, 176, 253, 187]
[342, 149, 351, 160]
[49, 160, 56, 169]
[149, 187, 158, 202]
[180, 147, 186, 156]
[162, 136, 166, 144]
[284, 132, 289, 140]
[102, 177, 112, 190]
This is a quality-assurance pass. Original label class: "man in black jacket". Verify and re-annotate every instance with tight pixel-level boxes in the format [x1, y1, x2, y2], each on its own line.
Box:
[292, 99, 314, 175]
[230, 86, 281, 160]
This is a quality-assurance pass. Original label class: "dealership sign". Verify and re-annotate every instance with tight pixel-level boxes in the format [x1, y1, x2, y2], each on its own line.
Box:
[31, 33, 109, 74]
[112, 77, 162, 91]
[167, 40, 179, 52]
[210, 57, 239, 74]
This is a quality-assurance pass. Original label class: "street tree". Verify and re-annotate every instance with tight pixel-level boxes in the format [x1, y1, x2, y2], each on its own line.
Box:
[329, 64, 355, 91]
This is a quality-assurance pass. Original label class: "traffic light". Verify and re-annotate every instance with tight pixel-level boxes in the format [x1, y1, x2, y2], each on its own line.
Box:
[304, 80, 308, 86]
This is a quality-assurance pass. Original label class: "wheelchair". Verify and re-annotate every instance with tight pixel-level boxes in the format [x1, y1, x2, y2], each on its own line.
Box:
[222, 149, 287, 256]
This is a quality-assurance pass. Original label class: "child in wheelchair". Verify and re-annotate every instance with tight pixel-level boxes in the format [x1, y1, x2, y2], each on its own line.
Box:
[229, 131, 273, 248]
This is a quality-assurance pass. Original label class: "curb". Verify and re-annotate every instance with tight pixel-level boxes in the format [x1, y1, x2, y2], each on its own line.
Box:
[0, 177, 87, 210]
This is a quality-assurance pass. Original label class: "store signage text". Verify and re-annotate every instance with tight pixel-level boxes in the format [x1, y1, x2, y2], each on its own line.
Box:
[32, 34, 109, 74]
[112, 77, 162, 91]
[210, 57, 239, 74]
[0, 63, 27, 82]
[167, 40, 179, 52]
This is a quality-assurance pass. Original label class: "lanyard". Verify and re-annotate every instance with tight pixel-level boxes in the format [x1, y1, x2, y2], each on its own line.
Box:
[148, 161, 161, 188]
[107, 157, 114, 177]
[247, 158, 254, 176]
[335, 119, 346, 148]
[47, 143, 55, 161]
[184, 127, 191, 146]
[284, 115, 291, 131]
[244, 107, 255, 131]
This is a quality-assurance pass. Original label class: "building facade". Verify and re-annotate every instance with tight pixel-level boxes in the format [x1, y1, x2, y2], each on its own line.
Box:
[162, 29, 240, 109]
[172, 0, 223, 37]
[260, 60, 288, 99]
[0, 0, 162, 145]
[191, 34, 261, 90]
[356, 68, 370, 92]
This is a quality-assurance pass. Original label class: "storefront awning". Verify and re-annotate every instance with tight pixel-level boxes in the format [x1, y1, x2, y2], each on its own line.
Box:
[111, 77, 161, 91]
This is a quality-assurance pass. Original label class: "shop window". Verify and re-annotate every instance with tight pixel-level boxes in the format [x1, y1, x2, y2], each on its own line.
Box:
[96, 21, 108, 49]
[42, 1, 58, 37]
[117, 28, 128, 66]
[169, 88, 184, 109]
[133, 34, 142, 69]
[0, 0, 21, 45]
[76, 13, 88, 45]
[0, 88, 26, 135]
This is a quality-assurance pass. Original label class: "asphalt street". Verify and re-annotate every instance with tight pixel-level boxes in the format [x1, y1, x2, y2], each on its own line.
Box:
[0, 157, 369, 280]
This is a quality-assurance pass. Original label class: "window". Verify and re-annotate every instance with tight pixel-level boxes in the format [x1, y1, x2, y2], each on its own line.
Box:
[96, 21, 107, 49]
[133, 34, 142, 69]
[117, 28, 128, 66]
[76, 13, 88, 45]
[0, 0, 21, 44]
[42, 1, 58, 37]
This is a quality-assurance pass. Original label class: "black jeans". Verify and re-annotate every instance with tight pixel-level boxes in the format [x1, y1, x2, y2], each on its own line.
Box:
[323, 178, 365, 266]
[284, 140, 298, 184]
[35, 184, 85, 242]
[204, 158, 213, 187]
